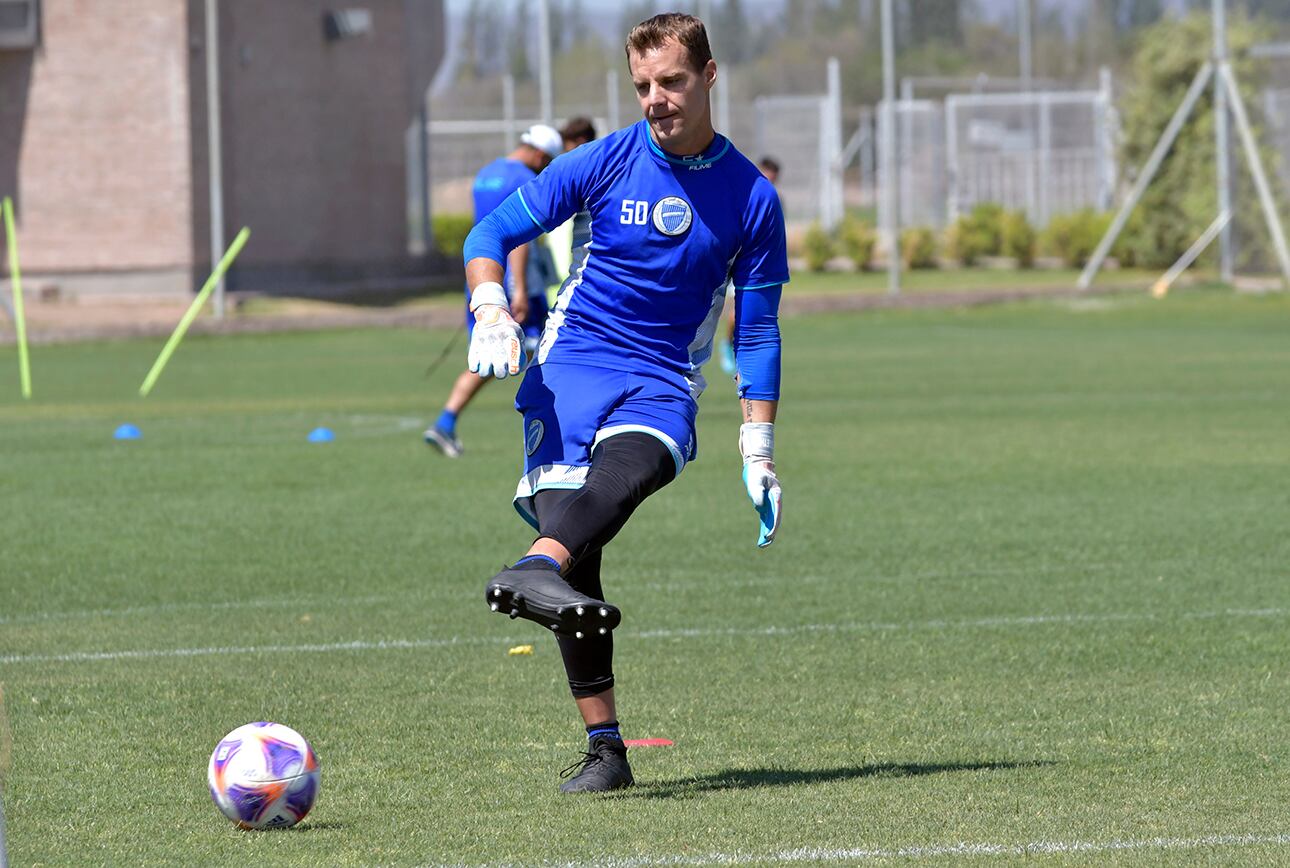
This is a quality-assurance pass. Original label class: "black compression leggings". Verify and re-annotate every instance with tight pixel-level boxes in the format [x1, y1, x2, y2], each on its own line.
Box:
[533, 432, 676, 697]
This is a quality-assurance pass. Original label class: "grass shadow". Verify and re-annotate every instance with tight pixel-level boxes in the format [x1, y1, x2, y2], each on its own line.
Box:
[629, 760, 1055, 800]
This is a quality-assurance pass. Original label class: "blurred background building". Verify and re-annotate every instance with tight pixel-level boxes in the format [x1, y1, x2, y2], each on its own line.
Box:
[0, 0, 444, 298]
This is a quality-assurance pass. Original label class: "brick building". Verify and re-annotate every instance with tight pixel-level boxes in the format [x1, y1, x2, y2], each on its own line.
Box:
[0, 0, 445, 298]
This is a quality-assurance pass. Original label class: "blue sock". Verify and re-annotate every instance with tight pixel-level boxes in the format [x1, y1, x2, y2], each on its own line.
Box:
[514, 554, 561, 571]
[587, 721, 621, 743]
[435, 408, 457, 435]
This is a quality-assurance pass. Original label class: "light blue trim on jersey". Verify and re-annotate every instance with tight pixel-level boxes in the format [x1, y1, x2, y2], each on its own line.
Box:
[515, 188, 550, 233]
[463, 192, 545, 268]
[682, 276, 732, 399]
[646, 132, 731, 169]
[593, 424, 686, 475]
[737, 279, 789, 291]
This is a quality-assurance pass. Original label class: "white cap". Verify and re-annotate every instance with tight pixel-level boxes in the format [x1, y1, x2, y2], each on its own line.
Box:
[520, 124, 564, 159]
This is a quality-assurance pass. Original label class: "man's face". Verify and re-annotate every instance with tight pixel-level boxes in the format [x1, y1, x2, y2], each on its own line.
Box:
[628, 39, 715, 152]
[563, 136, 591, 153]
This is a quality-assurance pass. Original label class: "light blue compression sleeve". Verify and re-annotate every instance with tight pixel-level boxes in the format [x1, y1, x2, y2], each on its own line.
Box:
[732, 283, 782, 401]
[462, 190, 547, 270]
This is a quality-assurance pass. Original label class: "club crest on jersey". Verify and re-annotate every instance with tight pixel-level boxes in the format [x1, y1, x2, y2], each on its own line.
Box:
[652, 197, 692, 236]
[525, 419, 544, 456]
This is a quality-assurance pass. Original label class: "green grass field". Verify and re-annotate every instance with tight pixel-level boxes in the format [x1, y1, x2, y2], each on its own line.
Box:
[3, 288, 1290, 865]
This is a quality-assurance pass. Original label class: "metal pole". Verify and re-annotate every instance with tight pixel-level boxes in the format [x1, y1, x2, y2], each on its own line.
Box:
[1078, 61, 1214, 289]
[606, 69, 620, 132]
[537, 0, 552, 124]
[699, 0, 721, 131]
[204, 0, 226, 319]
[1152, 210, 1231, 298]
[1213, 0, 1233, 282]
[1038, 93, 1051, 226]
[503, 74, 516, 145]
[416, 101, 431, 256]
[1018, 0, 1032, 88]
[826, 57, 843, 230]
[900, 77, 913, 233]
[881, 0, 899, 294]
[1098, 67, 1115, 210]
[1220, 63, 1290, 285]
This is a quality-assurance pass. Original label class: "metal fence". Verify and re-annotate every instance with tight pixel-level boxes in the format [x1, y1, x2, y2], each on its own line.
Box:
[879, 78, 1118, 232]
[413, 63, 1120, 246]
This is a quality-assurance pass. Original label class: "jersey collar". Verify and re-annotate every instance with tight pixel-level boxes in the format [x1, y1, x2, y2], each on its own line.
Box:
[642, 121, 730, 170]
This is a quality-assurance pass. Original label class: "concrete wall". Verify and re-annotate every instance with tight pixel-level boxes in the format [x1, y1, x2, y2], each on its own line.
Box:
[2, 0, 446, 297]
[192, 0, 445, 294]
[0, 0, 194, 290]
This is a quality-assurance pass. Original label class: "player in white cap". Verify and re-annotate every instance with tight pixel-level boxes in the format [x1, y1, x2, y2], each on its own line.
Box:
[424, 125, 564, 457]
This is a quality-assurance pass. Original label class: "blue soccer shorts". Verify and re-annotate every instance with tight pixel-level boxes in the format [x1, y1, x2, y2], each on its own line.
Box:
[512, 361, 697, 528]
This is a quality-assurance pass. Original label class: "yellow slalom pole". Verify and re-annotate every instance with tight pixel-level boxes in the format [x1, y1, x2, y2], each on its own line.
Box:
[2, 196, 32, 399]
[139, 227, 250, 398]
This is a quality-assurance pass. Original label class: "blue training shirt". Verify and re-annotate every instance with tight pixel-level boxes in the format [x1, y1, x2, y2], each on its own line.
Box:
[511, 120, 789, 398]
[472, 157, 537, 292]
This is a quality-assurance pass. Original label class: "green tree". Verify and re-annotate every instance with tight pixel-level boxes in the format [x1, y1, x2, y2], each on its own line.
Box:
[1117, 12, 1267, 269]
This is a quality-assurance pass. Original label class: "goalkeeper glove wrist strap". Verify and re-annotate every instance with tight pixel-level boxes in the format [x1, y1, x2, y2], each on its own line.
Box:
[739, 422, 774, 464]
[469, 281, 508, 312]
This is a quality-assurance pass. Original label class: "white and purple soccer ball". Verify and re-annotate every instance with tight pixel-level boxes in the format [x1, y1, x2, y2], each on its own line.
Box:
[207, 722, 320, 830]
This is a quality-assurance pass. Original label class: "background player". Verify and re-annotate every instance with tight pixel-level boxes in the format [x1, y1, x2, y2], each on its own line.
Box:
[558, 116, 598, 277]
[423, 124, 564, 457]
[460, 13, 787, 793]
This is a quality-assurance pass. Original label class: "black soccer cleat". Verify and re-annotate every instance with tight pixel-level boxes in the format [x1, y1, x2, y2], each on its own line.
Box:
[559, 734, 634, 794]
[484, 564, 621, 638]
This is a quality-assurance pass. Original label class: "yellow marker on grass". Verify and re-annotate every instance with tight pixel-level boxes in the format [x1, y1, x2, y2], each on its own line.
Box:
[2, 196, 32, 399]
[139, 227, 250, 397]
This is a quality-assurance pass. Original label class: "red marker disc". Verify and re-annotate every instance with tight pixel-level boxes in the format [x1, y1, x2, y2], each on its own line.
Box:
[623, 738, 674, 747]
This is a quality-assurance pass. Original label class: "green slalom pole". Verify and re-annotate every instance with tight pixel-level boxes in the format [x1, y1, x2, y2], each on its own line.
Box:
[2, 197, 31, 399]
[139, 226, 250, 398]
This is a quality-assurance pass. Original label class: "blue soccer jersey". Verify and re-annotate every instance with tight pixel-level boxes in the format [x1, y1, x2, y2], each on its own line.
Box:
[515, 120, 789, 397]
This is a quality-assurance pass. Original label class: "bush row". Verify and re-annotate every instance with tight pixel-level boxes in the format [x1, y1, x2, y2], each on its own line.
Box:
[802, 205, 1135, 272]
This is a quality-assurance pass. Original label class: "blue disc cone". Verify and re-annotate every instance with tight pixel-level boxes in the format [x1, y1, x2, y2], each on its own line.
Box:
[307, 427, 335, 443]
[114, 424, 142, 440]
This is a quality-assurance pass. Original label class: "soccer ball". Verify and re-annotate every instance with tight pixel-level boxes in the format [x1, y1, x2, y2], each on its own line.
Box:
[207, 722, 320, 829]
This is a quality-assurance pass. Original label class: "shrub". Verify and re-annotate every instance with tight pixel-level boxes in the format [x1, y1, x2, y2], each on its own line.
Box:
[432, 213, 475, 260]
[1041, 209, 1111, 268]
[901, 226, 938, 269]
[837, 217, 877, 271]
[946, 202, 1005, 265]
[1000, 210, 1037, 268]
[803, 223, 834, 272]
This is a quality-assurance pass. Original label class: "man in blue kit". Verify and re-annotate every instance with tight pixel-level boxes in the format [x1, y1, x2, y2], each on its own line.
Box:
[461, 13, 786, 793]
[424, 123, 564, 457]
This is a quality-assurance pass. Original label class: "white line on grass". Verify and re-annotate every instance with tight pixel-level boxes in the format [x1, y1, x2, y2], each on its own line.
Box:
[0, 556, 1230, 625]
[3, 606, 1287, 666]
[524, 832, 1290, 866]
[0, 594, 399, 626]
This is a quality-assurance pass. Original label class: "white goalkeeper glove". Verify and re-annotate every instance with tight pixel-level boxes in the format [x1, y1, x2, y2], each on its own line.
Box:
[467, 281, 527, 380]
[739, 422, 782, 548]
